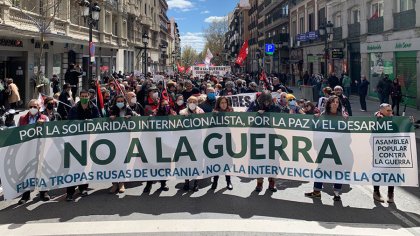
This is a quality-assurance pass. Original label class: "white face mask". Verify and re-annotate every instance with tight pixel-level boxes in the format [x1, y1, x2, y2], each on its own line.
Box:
[188, 103, 197, 110]
[29, 108, 38, 116]
[176, 100, 184, 106]
[152, 92, 159, 99]
[130, 97, 137, 104]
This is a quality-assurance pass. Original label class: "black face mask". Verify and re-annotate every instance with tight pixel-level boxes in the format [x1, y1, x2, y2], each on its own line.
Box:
[46, 103, 54, 110]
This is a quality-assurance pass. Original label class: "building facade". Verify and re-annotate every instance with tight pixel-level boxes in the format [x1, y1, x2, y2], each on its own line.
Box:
[226, 0, 290, 75]
[290, 0, 420, 108]
[0, 0, 175, 103]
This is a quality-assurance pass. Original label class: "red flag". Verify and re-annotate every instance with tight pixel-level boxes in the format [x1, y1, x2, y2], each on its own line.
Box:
[96, 80, 105, 116]
[235, 40, 249, 66]
[259, 70, 268, 89]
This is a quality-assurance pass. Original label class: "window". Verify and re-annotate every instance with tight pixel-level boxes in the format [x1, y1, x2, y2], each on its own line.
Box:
[318, 7, 326, 27]
[299, 16, 304, 33]
[371, 1, 384, 18]
[335, 14, 341, 27]
[352, 9, 360, 23]
[400, 0, 414, 11]
[308, 13, 315, 31]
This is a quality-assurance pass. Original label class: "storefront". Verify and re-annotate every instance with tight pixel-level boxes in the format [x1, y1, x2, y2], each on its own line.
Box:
[361, 38, 420, 108]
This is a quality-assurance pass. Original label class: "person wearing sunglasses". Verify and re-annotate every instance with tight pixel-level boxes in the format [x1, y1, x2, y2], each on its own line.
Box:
[17, 99, 50, 205]
[42, 97, 62, 121]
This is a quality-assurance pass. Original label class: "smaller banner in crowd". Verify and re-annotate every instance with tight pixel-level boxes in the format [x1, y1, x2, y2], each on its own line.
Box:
[0, 113, 417, 200]
[221, 93, 256, 112]
[192, 66, 231, 78]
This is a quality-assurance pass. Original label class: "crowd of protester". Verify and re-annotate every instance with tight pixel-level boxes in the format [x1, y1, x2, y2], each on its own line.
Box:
[8, 68, 403, 206]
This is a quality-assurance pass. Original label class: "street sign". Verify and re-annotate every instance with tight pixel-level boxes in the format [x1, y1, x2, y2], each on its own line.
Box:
[265, 44, 275, 55]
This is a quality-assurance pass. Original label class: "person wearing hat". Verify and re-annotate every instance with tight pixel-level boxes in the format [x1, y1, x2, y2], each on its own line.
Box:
[144, 85, 159, 116]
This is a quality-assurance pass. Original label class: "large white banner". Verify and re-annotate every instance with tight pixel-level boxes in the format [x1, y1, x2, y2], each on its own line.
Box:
[0, 113, 417, 200]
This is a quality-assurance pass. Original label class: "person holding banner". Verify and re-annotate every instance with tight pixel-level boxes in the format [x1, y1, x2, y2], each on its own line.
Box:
[143, 99, 175, 193]
[373, 103, 395, 203]
[211, 96, 234, 190]
[17, 99, 50, 205]
[305, 95, 344, 201]
[66, 90, 100, 201]
[180, 96, 204, 191]
[109, 95, 136, 194]
[127, 92, 145, 116]
[246, 91, 281, 192]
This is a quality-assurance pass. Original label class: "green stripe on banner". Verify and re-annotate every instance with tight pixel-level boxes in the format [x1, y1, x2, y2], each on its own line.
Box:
[0, 113, 414, 148]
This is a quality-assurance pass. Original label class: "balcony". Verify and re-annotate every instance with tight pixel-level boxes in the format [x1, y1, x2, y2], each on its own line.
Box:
[333, 27, 342, 40]
[348, 22, 360, 38]
[368, 16, 384, 34]
[394, 9, 416, 31]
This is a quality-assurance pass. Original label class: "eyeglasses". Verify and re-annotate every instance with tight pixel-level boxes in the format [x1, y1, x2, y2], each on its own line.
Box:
[29, 106, 38, 109]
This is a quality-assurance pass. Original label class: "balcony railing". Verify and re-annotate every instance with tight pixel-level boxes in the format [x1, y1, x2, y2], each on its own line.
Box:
[368, 16, 384, 34]
[333, 27, 342, 40]
[394, 9, 416, 30]
[348, 22, 360, 38]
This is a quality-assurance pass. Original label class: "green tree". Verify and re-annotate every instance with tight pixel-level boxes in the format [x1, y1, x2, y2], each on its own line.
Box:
[203, 19, 228, 65]
[181, 45, 199, 67]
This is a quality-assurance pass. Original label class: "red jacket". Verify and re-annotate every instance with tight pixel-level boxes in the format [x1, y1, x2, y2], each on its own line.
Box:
[18, 112, 48, 126]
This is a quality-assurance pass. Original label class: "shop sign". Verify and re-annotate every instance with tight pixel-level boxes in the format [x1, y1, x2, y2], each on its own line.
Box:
[332, 50, 344, 59]
[395, 42, 411, 49]
[367, 44, 381, 51]
[0, 39, 23, 47]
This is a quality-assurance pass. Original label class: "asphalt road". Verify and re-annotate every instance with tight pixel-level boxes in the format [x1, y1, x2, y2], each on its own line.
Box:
[0, 89, 419, 235]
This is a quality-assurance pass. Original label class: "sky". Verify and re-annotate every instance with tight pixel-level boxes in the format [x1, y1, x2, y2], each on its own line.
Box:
[167, 0, 239, 53]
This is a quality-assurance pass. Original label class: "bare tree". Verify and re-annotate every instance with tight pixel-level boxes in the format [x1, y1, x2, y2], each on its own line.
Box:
[8, 0, 64, 97]
[203, 19, 228, 65]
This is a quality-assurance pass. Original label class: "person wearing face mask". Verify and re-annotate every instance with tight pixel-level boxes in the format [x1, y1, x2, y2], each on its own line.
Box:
[246, 90, 282, 192]
[287, 94, 300, 114]
[277, 92, 291, 113]
[127, 91, 144, 116]
[179, 96, 204, 191]
[143, 99, 175, 193]
[66, 90, 100, 201]
[199, 87, 217, 113]
[57, 83, 74, 120]
[144, 86, 160, 116]
[17, 99, 50, 205]
[211, 96, 234, 190]
[173, 94, 185, 114]
[108, 95, 134, 194]
[42, 97, 62, 121]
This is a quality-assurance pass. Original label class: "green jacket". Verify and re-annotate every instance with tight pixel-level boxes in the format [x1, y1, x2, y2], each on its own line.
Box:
[342, 75, 351, 87]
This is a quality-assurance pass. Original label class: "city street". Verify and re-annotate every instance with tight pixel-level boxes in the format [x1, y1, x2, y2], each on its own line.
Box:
[0, 91, 419, 236]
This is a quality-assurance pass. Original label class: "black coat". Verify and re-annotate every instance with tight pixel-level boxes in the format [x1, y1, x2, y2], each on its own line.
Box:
[358, 79, 370, 96]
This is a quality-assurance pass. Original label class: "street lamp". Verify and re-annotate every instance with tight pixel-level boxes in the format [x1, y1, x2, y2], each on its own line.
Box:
[142, 33, 149, 75]
[79, 0, 100, 89]
[319, 21, 334, 79]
